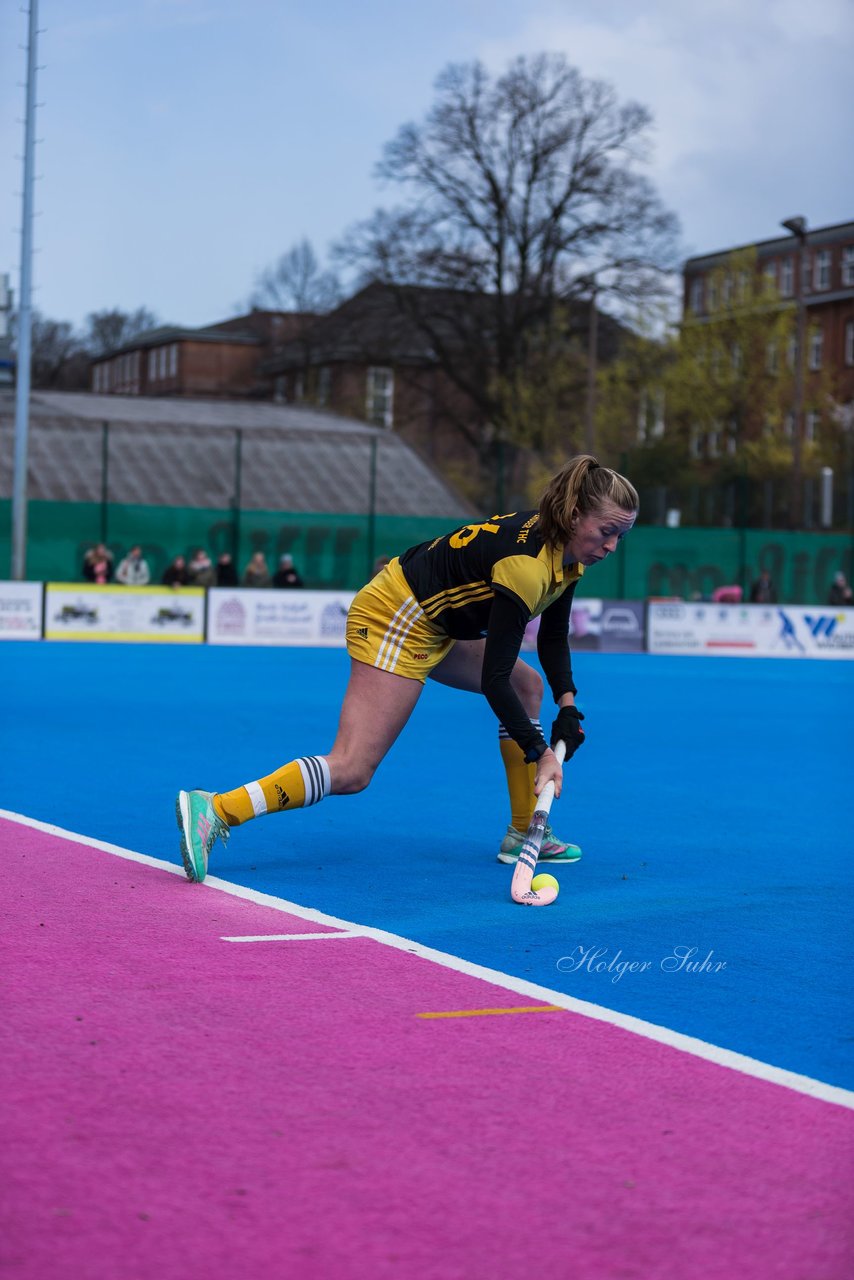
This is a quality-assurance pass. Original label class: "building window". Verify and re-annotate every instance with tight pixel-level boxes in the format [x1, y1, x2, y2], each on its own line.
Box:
[808, 328, 823, 371]
[317, 366, 331, 407]
[367, 366, 394, 428]
[805, 411, 819, 443]
[148, 350, 157, 381]
[766, 341, 778, 374]
[786, 335, 797, 370]
[168, 344, 177, 377]
[721, 275, 733, 307]
[274, 375, 287, 403]
[707, 428, 720, 458]
[731, 342, 742, 371]
[763, 261, 777, 291]
[802, 254, 812, 292]
[294, 372, 305, 401]
[158, 347, 167, 379]
[841, 247, 854, 287]
[845, 320, 854, 366]
[783, 412, 794, 439]
[706, 279, 717, 312]
[780, 257, 794, 297]
[813, 249, 831, 291]
[689, 278, 703, 313]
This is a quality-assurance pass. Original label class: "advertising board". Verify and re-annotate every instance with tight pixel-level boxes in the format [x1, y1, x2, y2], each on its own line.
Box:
[44, 585, 205, 642]
[207, 589, 354, 647]
[648, 603, 854, 658]
[0, 581, 43, 640]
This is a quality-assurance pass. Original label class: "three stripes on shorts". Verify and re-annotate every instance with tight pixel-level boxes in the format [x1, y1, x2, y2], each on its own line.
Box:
[374, 595, 425, 673]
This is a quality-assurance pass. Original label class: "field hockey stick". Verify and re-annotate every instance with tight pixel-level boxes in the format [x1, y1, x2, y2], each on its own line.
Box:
[510, 738, 566, 906]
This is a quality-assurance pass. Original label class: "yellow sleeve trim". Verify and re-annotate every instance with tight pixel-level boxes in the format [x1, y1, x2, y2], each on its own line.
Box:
[491, 556, 551, 614]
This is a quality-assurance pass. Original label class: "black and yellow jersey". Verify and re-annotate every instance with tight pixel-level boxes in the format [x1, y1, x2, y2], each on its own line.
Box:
[399, 511, 583, 639]
[399, 512, 584, 759]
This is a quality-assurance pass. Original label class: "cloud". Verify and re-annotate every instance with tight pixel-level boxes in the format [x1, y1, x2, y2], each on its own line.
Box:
[476, 0, 853, 249]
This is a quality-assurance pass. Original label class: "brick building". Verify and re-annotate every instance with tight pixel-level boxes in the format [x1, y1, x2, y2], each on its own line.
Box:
[90, 310, 316, 400]
[683, 220, 854, 411]
[88, 285, 628, 506]
[264, 282, 627, 503]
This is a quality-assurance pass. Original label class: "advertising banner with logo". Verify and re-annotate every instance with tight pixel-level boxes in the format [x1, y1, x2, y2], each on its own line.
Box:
[648, 603, 854, 658]
[44, 585, 205, 642]
[522, 598, 646, 653]
[0, 581, 43, 640]
[207, 589, 354, 647]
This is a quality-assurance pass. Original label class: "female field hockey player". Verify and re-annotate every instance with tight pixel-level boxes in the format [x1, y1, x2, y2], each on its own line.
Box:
[176, 454, 638, 882]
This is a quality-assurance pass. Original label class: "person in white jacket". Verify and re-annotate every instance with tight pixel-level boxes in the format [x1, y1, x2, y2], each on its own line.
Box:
[115, 545, 151, 586]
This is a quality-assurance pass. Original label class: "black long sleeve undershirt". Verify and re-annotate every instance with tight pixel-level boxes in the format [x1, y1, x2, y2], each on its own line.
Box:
[480, 583, 578, 761]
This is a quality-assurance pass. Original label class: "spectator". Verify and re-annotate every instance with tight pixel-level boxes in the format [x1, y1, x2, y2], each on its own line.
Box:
[82, 542, 114, 584]
[749, 570, 777, 604]
[828, 571, 853, 606]
[242, 551, 271, 588]
[162, 554, 190, 588]
[371, 555, 392, 580]
[187, 547, 216, 587]
[216, 552, 239, 587]
[273, 553, 304, 589]
[115, 544, 151, 586]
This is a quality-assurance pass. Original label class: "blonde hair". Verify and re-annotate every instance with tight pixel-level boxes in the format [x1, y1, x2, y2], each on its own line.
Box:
[537, 454, 638, 548]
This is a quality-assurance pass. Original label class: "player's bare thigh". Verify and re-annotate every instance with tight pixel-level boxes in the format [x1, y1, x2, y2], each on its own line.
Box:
[429, 639, 544, 716]
[327, 658, 424, 794]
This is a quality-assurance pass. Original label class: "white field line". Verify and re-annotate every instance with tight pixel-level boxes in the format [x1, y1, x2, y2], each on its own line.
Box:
[223, 932, 364, 942]
[3, 806, 853, 1114]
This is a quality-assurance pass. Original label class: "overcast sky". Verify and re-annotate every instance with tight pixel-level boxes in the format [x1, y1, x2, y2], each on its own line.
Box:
[1, 0, 851, 331]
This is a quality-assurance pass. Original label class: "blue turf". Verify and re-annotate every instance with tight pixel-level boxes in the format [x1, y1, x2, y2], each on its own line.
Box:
[2, 641, 852, 1090]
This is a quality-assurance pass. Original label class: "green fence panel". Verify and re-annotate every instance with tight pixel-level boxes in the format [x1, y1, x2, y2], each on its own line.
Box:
[3, 499, 852, 602]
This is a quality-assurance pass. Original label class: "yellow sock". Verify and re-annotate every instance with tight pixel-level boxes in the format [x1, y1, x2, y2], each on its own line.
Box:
[212, 755, 331, 827]
[499, 726, 538, 832]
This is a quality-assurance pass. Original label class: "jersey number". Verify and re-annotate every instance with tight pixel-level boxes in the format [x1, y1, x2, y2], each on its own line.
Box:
[449, 517, 511, 550]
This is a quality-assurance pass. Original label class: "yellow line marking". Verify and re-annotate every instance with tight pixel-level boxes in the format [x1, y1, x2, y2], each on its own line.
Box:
[416, 1005, 563, 1019]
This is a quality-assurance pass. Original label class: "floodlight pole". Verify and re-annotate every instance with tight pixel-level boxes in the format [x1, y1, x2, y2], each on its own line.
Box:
[11, 0, 39, 580]
[585, 282, 599, 456]
[782, 215, 807, 530]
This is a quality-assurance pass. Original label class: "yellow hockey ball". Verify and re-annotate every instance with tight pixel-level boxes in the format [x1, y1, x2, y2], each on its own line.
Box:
[531, 872, 559, 896]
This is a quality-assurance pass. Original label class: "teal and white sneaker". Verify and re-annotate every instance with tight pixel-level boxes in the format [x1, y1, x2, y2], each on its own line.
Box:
[496, 823, 582, 865]
[175, 789, 230, 883]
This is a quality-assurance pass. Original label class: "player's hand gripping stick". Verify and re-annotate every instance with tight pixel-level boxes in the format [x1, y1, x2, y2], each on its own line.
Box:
[510, 739, 566, 906]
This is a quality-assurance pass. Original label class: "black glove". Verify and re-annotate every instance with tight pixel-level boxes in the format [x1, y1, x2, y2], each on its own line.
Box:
[551, 706, 585, 759]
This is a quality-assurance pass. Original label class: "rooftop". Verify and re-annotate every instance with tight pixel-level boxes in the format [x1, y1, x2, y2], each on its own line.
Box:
[0, 391, 471, 518]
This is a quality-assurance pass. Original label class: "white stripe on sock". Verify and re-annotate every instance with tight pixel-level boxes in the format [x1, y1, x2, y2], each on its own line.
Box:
[498, 720, 542, 740]
[245, 780, 268, 818]
[297, 756, 330, 807]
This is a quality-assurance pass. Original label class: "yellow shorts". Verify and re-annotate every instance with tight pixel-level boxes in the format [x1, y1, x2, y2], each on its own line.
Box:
[346, 557, 455, 683]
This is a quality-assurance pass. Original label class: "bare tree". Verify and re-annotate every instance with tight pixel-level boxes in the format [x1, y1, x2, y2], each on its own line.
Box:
[337, 54, 680, 498]
[250, 239, 341, 314]
[84, 306, 160, 356]
[28, 312, 89, 388]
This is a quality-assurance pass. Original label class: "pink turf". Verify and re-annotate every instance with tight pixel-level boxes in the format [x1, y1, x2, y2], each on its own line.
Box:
[2, 818, 852, 1280]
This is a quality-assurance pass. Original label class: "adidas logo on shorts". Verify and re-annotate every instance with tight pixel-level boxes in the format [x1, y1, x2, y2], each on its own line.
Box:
[357, 626, 368, 638]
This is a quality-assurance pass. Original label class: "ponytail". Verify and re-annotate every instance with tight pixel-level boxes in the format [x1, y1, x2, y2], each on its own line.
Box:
[537, 454, 638, 548]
